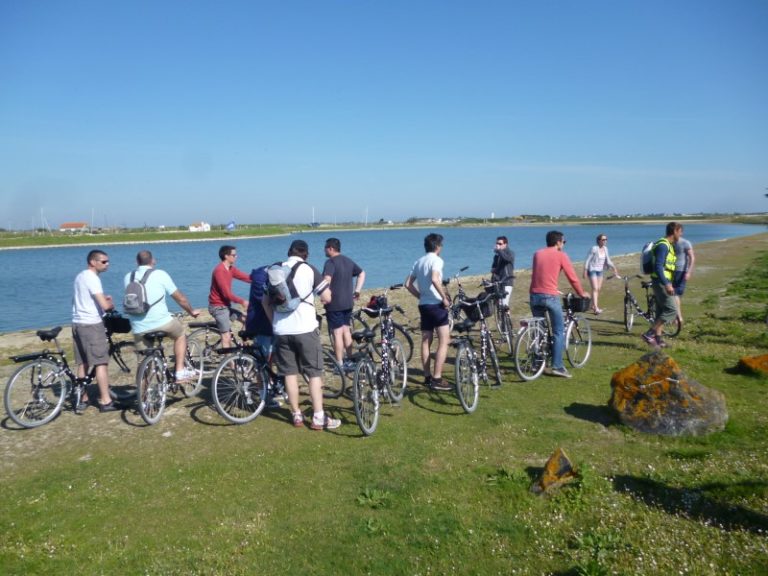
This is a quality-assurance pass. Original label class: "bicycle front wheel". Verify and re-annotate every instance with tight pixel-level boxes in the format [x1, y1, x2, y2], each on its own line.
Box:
[353, 358, 379, 436]
[496, 309, 513, 355]
[109, 341, 139, 389]
[623, 296, 635, 332]
[212, 353, 268, 424]
[179, 342, 205, 398]
[663, 316, 682, 338]
[5, 359, 68, 428]
[566, 316, 592, 368]
[487, 334, 503, 387]
[454, 342, 479, 413]
[387, 338, 408, 403]
[136, 354, 167, 425]
[187, 327, 222, 377]
[514, 324, 547, 381]
[322, 348, 346, 399]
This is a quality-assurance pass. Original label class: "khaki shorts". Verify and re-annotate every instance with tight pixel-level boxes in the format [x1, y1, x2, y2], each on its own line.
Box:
[274, 331, 323, 378]
[134, 317, 185, 348]
[72, 323, 110, 367]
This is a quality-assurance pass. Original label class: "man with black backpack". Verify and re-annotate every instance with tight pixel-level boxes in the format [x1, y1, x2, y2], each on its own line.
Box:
[262, 239, 340, 431]
[124, 250, 202, 382]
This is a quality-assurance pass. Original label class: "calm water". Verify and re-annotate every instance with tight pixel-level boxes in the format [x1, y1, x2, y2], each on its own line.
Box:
[1, 223, 763, 333]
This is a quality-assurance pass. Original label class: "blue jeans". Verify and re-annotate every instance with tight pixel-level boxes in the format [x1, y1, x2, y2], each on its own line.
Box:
[530, 293, 565, 370]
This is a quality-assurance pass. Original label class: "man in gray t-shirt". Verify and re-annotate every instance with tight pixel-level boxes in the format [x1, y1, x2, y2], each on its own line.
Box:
[673, 237, 695, 322]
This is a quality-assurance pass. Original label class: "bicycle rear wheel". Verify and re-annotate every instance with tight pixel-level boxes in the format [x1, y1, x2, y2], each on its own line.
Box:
[647, 297, 682, 338]
[566, 316, 592, 368]
[4, 359, 68, 428]
[353, 358, 379, 435]
[187, 327, 222, 377]
[387, 338, 408, 403]
[212, 353, 268, 424]
[514, 324, 547, 381]
[454, 342, 479, 413]
[322, 348, 346, 399]
[136, 354, 167, 425]
[623, 296, 635, 332]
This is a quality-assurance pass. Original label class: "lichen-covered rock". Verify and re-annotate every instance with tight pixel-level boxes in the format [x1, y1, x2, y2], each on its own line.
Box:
[531, 447, 578, 494]
[609, 351, 728, 436]
[737, 354, 768, 377]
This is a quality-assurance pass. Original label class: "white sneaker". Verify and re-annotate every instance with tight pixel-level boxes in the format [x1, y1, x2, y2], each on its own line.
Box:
[311, 415, 342, 430]
[550, 367, 572, 379]
[175, 368, 199, 382]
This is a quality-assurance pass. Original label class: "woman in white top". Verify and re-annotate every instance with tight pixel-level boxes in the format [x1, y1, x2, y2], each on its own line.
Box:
[583, 233, 618, 314]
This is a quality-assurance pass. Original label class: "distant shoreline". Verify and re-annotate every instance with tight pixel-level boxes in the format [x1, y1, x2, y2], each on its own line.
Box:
[2, 217, 762, 251]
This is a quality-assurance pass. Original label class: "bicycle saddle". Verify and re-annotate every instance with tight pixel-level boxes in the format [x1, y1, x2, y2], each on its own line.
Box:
[37, 327, 62, 341]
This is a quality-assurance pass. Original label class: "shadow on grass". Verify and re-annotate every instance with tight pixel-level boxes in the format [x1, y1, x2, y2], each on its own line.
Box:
[612, 474, 768, 534]
[564, 402, 616, 427]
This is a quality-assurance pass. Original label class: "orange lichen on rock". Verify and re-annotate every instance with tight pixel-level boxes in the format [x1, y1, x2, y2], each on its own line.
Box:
[737, 354, 768, 377]
[531, 447, 578, 495]
[609, 351, 728, 436]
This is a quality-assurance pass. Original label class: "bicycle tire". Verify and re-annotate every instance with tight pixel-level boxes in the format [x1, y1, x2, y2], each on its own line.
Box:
[454, 342, 479, 414]
[647, 297, 682, 338]
[4, 359, 68, 428]
[136, 354, 167, 425]
[373, 323, 414, 363]
[179, 342, 205, 398]
[487, 334, 503, 387]
[514, 324, 547, 381]
[387, 338, 408, 403]
[566, 316, 592, 368]
[496, 310, 513, 354]
[212, 353, 268, 424]
[187, 327, 222, 377]
[108, 341, 139, 389]
[321, 348, 346, 399]
[623, 296, 635, 332]
[353, 358, 379, 435]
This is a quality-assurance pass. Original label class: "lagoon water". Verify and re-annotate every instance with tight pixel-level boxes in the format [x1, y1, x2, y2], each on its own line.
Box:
[1, 223, 763, 333]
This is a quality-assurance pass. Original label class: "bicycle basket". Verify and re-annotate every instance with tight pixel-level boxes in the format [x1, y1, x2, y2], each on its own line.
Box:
[363, 295, 389, 317]
[103, 314, 132, 334]
[460, 295, 493, 322]
[564, 295, 591, 313]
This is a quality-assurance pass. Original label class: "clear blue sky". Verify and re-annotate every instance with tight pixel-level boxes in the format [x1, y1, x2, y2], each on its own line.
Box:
[1, 0, 767, 229]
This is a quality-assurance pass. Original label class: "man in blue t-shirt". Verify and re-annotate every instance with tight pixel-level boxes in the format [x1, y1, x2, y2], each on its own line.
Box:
[322, 238, 366, 370]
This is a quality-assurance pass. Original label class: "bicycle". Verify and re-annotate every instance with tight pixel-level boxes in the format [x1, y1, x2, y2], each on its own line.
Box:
[482, 276, 515, 354]
[186, 310, 246, 378]
[442, 266, 470, 331]
[134, 329, 204, 425]
[211, 342, 287, 424]
[514, 294, 593, 381]
[347, 297, 415, 364]
[350, 288, 409, 435]
[613, 275, 681, 338]
[4, 312, 138, 428]
[449, 291, 503, 413]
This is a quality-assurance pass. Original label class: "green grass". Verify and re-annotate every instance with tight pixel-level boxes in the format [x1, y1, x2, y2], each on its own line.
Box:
[1, 234, 768, 575]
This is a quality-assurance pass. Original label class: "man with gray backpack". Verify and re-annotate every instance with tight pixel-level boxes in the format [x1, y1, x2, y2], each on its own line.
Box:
[262, 239, 341, 431]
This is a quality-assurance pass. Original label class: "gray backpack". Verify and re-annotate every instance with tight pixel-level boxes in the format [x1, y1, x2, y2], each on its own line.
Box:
[123, 269, 162, 315]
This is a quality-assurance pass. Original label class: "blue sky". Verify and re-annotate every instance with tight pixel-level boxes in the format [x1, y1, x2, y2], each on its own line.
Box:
[1, 0, 767, 229]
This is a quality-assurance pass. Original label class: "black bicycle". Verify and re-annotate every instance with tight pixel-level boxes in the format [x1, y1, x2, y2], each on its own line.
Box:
[450, 291, 503, 413]
[4, 312, 138, 428]
[350, 289, 408, 435]
[614, 275, 681, 337]
[349, 290, 415, 363]
[482, 276, 514, 354]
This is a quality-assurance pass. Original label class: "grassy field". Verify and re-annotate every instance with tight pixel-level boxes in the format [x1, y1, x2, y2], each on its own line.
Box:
[1, 234, 767, 575]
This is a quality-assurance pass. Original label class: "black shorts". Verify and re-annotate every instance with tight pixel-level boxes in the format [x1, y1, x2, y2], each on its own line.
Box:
[326, 309, 352, 330]
[418, 304, 449, 331]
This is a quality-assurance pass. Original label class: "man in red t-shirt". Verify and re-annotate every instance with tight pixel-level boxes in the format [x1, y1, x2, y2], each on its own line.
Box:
[529, 231, 588, 378]
[208, 245, 251, 348]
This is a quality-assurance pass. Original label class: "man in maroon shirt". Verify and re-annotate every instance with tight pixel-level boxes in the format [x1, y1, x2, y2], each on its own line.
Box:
[208, 245, 251, 348]
[529, 231, 588, 378]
